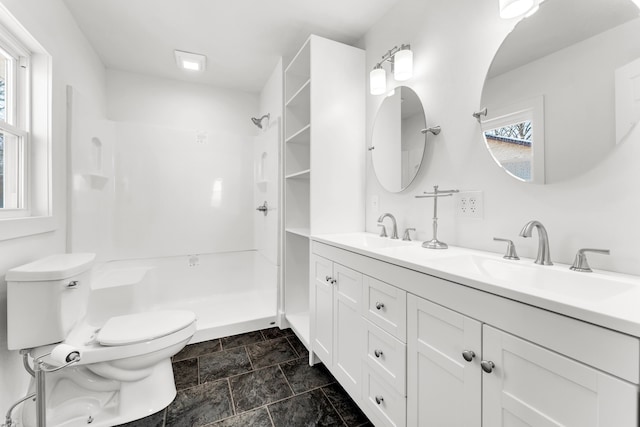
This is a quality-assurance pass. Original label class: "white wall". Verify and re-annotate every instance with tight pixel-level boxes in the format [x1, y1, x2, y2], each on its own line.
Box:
[0, 0, 106, 413]
[362, 0, 640, 276]
[105, 70, 259, 259]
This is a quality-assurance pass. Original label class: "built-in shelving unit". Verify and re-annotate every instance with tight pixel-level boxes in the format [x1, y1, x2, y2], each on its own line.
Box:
[282, 35, 365, 348]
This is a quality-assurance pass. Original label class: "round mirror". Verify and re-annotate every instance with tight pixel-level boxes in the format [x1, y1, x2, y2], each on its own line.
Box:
[480, 0, 640, 184]
[371, 86, 426, 192]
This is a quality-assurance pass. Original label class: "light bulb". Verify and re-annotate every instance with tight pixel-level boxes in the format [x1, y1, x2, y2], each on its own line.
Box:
[370, 67, 387, 95]
[393, 47, 413, 81]
[499, 0, 535, 19]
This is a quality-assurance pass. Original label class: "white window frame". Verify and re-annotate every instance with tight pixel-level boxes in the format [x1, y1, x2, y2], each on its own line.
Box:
[0, 5, 54, 240]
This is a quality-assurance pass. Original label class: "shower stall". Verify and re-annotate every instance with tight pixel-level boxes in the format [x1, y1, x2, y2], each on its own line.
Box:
[67, 74, 282, 343]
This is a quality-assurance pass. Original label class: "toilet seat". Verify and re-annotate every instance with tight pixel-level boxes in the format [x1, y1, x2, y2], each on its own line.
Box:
[97, 310, 196, 346]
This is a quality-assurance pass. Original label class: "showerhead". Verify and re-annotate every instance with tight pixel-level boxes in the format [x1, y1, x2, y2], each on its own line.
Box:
[251, 113, 270, 129]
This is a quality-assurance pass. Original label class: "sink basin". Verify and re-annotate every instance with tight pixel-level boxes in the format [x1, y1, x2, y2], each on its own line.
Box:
[431, 254, 635, 303]
[319, 233, 414, 250]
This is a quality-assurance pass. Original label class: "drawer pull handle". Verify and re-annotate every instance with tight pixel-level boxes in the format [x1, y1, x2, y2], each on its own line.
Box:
[374, 349, 383, 358]
[375, 302, 385, 310]
[375, 395, 384, 405]
[461, 350, 476, 362]
[481, 360, 495, 374]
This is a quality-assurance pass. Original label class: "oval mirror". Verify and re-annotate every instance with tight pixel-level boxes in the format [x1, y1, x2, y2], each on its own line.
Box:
[371, 86, 426, 192]
[480, 0, 640, 184]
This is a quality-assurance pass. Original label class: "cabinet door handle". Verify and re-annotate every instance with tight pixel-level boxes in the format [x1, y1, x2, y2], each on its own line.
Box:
[481, 360, 495, 373]
[330, 279, 337, 285]
[375, 395, 384, 405]
[375, 302, 385, 310]
[461, 350, 476, 362]
[325, 275, 332, 282]
[374, 349, 383, 358]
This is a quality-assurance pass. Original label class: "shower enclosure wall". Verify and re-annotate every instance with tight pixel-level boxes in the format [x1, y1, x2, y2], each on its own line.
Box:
[67, 65, 282, 342]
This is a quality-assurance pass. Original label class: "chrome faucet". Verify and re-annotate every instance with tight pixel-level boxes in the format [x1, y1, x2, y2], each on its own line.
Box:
[377, 213, 399, 239]
[519, 220, 553, 265]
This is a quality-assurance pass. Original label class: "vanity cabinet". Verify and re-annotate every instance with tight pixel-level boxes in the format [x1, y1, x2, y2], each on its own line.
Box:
[311, 240, 640, 427]
[311, 254, 363, 398]
[282, 35, 365, 347]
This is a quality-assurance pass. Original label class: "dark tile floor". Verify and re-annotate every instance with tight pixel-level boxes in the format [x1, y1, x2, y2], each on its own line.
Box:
[117, 327, 372, 427]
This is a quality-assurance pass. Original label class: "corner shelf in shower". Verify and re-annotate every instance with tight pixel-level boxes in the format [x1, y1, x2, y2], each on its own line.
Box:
[83, 173, 109, 189]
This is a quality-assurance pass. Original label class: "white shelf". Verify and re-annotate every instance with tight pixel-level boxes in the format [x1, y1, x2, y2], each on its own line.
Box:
[286, 311, 310, 346]
[286, 79, 311, 107]
[286, 228, 310, 238]
[286, 124, 311, 145]
[285, 169, 311, 180]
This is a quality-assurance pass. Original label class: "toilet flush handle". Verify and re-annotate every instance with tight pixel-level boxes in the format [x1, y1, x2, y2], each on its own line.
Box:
[67, 280, 79, 289]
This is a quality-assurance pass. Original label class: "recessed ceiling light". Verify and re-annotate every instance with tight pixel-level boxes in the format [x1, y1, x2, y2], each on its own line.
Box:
[174, 50, 206, 72]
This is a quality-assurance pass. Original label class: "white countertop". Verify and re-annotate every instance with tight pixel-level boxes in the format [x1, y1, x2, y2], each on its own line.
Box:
[311, 232, 640, 338]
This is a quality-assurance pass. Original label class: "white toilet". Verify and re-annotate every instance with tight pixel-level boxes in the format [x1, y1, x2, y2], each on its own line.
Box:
[6, 253, 197, 427]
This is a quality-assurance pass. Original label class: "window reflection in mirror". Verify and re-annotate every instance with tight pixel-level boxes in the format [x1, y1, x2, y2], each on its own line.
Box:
[484, 121, 533, 181]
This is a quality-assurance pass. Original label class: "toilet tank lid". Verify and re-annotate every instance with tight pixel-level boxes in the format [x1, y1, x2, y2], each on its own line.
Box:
[6, 253, 96, 282]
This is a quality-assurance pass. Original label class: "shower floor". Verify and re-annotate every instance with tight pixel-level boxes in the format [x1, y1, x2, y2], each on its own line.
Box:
[116, 328, 372, 427]
[156, 288, 278, 344]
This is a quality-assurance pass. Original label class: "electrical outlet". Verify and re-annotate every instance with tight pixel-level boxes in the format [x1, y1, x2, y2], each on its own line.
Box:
[456, 191, 483, 219]
[371, 195, 379, 217]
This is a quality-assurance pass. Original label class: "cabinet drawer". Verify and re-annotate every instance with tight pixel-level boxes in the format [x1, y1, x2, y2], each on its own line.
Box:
[363, 276, 407, 341]
[364, 319, 406, 396]
[363, 368, 407, 427]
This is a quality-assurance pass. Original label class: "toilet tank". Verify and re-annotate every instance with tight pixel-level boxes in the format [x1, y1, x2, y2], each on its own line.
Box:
[6, 253, 96, 350]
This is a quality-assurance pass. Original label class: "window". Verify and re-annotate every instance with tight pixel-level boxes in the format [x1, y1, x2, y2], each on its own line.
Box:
[0, 6, 53, 240]
[0, 28, 28, 216]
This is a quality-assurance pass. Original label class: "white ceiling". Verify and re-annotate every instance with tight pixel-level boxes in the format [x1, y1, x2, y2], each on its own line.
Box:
[62, 0, 401, 93]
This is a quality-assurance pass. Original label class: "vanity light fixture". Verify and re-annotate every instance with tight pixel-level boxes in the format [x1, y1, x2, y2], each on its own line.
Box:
[174, 50, 206, 71]
[369, 44, 413, 95]
[499, 0, 536, 19]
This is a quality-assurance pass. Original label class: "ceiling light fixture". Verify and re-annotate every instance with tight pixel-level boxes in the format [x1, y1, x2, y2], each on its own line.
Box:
[369, 44, 413, 95]
[174, 50, 206, 72]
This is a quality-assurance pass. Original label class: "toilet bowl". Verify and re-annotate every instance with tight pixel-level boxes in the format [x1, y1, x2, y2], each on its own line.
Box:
[6, 253, 197, 427]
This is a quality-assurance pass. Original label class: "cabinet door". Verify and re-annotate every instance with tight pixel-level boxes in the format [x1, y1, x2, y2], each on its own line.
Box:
[482, 325, 639, 427]
[312, 254, 333, 365]
[407, 295, 482, 427]
[333, 262, 363, 397]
